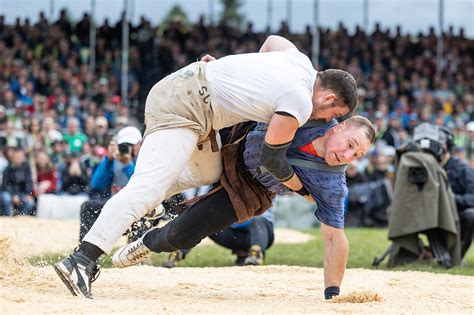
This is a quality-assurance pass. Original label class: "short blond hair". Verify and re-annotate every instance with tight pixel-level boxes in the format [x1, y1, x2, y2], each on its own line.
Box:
[344, 115, 376, 145]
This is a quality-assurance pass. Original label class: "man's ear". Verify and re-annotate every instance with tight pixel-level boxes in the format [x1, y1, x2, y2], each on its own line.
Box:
[323, 93, 336, 106]
[334, 121, 346, 132]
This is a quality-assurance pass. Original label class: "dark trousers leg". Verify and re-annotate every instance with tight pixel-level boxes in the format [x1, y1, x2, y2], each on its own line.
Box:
[209, 228, 250, 252]
[79, 200, 105, 242]
[248, 217, 274, 253]
[459, 208, 474, 259]
[143, 188, 238, 252]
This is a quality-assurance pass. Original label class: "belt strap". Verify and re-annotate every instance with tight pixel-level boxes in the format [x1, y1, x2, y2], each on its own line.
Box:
[288, 158, 347, 172]
[209, 129, 219, 152]
[254, 119, 337, 131]
[179, 185, 224, 207]
[257, 159, 346, 174]
[197, 129, 219, 152]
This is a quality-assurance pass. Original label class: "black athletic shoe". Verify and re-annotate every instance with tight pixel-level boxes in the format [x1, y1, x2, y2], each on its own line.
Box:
[53, 251, 100, 298]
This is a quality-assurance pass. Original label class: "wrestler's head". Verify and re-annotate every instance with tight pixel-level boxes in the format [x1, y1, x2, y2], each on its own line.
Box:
[315, 115, 375, 166]
[311, 69, 358, 122]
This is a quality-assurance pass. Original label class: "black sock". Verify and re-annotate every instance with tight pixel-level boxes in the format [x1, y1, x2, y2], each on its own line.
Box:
[78, 241, 104, 262]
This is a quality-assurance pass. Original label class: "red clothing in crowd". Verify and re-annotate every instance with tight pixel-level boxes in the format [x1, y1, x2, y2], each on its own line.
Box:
[35, 168, 58, 196]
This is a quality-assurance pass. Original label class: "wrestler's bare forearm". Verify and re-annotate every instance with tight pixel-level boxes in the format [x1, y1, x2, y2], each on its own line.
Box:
[321, 223, 349, 289]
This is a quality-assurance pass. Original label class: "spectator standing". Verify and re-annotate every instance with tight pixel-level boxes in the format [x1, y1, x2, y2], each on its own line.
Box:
[441, 133, 474, 260]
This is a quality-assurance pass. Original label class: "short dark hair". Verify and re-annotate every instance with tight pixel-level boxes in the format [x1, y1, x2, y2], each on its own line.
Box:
[345, 115, 376, 145]
[318, 69, 358, 112]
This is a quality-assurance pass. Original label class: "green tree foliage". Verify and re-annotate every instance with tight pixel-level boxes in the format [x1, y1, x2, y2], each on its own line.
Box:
[220, 0, 245, 28]
[160, 4, 190, 31]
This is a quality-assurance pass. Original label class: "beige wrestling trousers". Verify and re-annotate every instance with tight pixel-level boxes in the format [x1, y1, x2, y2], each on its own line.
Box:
[84, 62, 224, 253]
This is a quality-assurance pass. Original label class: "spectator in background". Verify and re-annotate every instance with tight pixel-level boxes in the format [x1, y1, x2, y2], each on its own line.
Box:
[33, 149, 57, 197]
[382, 113, 401, 148]
[372, 111, 387, 139]
[93, 77, 109, 106]
[61, 152, 88, 195]
[63, 117, 87, 153]
[24, 118, 44, 154]
[345, 160, 368, 227]
[441, 131, 474, 260]
[41, 116, 63, 154]
[453, 146, 466, 161]
[0, 120, 23, 149]
[1, 147, 35, 215]
[364, 150, 385, 181]
[465, 121, 474, 160]
[346, 160, 366, 187]
[54, 9, 73, 39]
[75, 13, 91, 46]
[0, 146, 14, 184]
[50, 139, 67, 170]
[91, 116, 112, 147]
[79, 142, 101, 177]
[0, 105, 7, 145]
[59, 105, 78, 130]
[83, 117, 97, 142]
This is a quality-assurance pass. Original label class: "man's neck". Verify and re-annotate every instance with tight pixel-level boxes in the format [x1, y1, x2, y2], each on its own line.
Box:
[313, 132, 329, 157]
[310, 74, 321, 114]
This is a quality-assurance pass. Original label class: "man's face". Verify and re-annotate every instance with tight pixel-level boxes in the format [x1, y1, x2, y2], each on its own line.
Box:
[311, 91, 350, 121]
[68, 120, 78, 133]
[312, 105, 349, 122]
[12, 151, 25, 166]
[96, 123, 108, 135]
[322, 124, 371, 166]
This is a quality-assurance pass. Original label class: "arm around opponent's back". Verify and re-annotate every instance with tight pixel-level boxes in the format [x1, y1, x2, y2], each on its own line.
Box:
[201, 35, 298, 61]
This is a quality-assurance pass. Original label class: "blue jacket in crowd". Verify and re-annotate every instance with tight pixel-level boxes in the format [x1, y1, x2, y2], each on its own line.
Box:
[89, 157, 135, 200]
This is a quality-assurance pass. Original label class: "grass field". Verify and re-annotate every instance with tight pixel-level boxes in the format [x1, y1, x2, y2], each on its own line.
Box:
[30, 228, 474, 276]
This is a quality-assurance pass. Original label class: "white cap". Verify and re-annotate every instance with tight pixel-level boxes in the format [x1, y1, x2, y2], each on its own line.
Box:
[382, 145, 396, 157]
[466, 121, 474, 132]
[99, 77, 109, 85]
[117, 126, 142, 145]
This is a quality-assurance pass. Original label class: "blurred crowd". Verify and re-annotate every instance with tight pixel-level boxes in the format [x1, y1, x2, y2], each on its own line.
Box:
[0, 10, 473, 219]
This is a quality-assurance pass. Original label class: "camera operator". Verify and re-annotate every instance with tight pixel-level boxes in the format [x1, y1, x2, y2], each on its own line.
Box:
[441, 128, 474, 260]
[79, 127, 142, 241]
